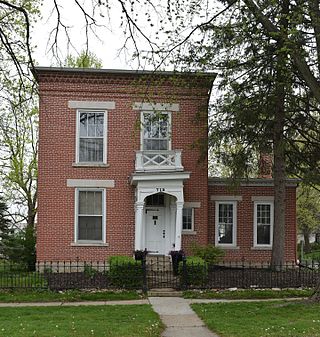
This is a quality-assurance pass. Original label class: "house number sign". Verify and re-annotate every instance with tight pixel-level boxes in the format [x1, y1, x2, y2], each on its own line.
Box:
[156, 188, 165, 192]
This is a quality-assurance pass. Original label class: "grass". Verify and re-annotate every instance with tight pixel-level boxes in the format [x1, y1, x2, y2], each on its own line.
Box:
[303, 250, 320, 261]
[192, 301, 320, 337]
[0, 289, 143, 302]
[0, 304, 163, 337]
[0, 273, 47, 288]
[184, 288, 313, 299]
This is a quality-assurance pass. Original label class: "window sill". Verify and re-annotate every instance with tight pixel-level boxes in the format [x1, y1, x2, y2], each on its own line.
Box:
[251, 246, 272, 250]
[217, 245, 240, 250]
[71, 242, 109, 247]
[182, 230, 197, 235]
[72, 162, 110, 168]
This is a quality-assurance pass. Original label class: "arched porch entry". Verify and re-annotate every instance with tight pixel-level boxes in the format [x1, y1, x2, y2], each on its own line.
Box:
[131, 172, 190, 255]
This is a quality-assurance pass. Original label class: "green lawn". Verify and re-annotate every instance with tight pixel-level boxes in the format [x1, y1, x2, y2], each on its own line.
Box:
[303, 250, 320, 261]
[0, 289, 143, 302]
[192, 301, 320, 337]
[0, 304, 163, 337]
[184, 288, 313, 300]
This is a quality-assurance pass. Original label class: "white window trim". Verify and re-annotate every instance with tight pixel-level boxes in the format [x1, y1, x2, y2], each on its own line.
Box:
[215, 201, 237, 248]
[75, 109, 108, 164]
[69, 101, 115, 110]
[253, 201, 274, 248]
[182, 208, 195, 232]
[74, 188, 106, 244]
[140, 110, 172, 151]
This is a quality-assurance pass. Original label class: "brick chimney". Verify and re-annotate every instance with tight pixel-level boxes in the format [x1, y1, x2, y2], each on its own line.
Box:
[258, 152, 273, 178]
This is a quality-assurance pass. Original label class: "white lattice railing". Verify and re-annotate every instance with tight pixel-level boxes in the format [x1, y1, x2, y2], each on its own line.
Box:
[135, 150, 184, 172]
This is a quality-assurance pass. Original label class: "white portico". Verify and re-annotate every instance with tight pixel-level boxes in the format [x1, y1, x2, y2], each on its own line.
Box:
[131, 102, 190, 254]
[131, 172, 190, 254]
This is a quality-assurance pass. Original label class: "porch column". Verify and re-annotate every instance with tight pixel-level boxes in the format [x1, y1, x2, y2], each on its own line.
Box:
[135, 201, 144, 250]
[174, 201, 184, 251]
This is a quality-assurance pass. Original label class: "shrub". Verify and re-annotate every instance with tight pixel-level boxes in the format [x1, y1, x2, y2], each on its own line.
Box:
[108, 256, 143, 289]
[191, 243, 224, 265]
[179, 256, 208, 287]
[83, 263, 99, 277]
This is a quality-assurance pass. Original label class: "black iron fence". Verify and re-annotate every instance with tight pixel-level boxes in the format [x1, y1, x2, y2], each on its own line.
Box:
[0, 258, 319, 291]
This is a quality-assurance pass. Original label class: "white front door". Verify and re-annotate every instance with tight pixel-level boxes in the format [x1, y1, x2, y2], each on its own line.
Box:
[145, 208, 166, 254]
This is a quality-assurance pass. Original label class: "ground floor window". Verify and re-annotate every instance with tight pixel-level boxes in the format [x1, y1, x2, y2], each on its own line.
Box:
[182, 208, 194, 231]
[215, 201, 237, 246]
[254, 201, 273, 247]
[75, 188, 106, 243]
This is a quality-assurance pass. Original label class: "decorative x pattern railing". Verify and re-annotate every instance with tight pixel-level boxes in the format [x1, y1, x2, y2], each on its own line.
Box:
[135, 150, 184, 172]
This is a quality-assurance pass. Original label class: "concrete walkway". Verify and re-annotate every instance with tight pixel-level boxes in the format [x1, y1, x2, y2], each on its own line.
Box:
[0, 299, 149, 307]
[149, 297, 219, 337]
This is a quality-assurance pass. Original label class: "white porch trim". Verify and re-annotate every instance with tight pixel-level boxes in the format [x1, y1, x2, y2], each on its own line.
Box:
[133, 173, 189, 254]
[174, 201, 184, 251]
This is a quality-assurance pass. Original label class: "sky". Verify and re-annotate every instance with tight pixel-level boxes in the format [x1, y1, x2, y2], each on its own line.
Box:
[32, 1, 139, 69]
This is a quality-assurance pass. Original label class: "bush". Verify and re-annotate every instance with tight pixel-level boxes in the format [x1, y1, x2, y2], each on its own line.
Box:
[191, 243, 224, 265]
[108, 256, 143, 289]
[310, 242, 320, 252]
[180, 256, 208, 287]
[2, 226, 36, 271]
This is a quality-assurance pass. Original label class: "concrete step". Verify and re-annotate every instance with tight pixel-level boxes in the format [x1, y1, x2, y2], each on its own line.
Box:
[146, 255, 171, 263]
[147, 266, 173, 272]
[148, 288, 183, 297]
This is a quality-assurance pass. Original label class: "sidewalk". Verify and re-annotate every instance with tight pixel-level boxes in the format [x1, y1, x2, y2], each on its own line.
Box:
[0, 299, 149, 307]
[0, 296, 302, 307]
[149, 297, 219, 337]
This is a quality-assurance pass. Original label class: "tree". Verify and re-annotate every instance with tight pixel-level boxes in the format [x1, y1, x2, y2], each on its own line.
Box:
[64, 50, 103, 69]
[297, 185, 320, 253]
[0, 195, 11, 244]
[0, 80, 38, 269]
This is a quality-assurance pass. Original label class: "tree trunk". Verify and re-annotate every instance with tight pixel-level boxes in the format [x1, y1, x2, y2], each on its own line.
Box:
[270, 0, 289, 269]
[309, 282, 320, 302]
[302, 227, 312, 254]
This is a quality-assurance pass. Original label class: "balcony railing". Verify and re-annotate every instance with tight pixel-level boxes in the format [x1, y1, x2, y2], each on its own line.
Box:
[135, 150, 184, 172]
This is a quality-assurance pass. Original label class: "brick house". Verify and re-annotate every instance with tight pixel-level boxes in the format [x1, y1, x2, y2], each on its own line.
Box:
[33, 67, 298, 264]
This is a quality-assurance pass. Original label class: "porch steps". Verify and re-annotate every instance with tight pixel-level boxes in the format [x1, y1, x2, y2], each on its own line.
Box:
[148, 288, 183, 297]
[145, 255, 181, 289]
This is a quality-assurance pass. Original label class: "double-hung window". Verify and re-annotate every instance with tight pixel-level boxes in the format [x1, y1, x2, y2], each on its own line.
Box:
[142, 111, 170, 151]
[182, 208, 194, 231]
[215, 201, 237, 246]
[254, 201, 273, 247]
[77, 111, 106, 163]
[75, 189, 106, 243]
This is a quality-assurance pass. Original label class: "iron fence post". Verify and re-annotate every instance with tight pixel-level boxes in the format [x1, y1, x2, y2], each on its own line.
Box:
[142, 255, 148, 293]
[181, 256, 187, 291]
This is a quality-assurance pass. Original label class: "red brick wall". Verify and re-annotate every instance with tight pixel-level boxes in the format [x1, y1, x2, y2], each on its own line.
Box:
[36, 70, 210, 262]
[208, 184, 297, 263]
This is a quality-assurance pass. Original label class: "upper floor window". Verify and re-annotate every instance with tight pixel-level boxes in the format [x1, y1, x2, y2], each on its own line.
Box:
[77, 111, 106, 163]
[142, 112, 171, 151]
[254, 201, 273, 247]
[215, 201, 237, 246]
